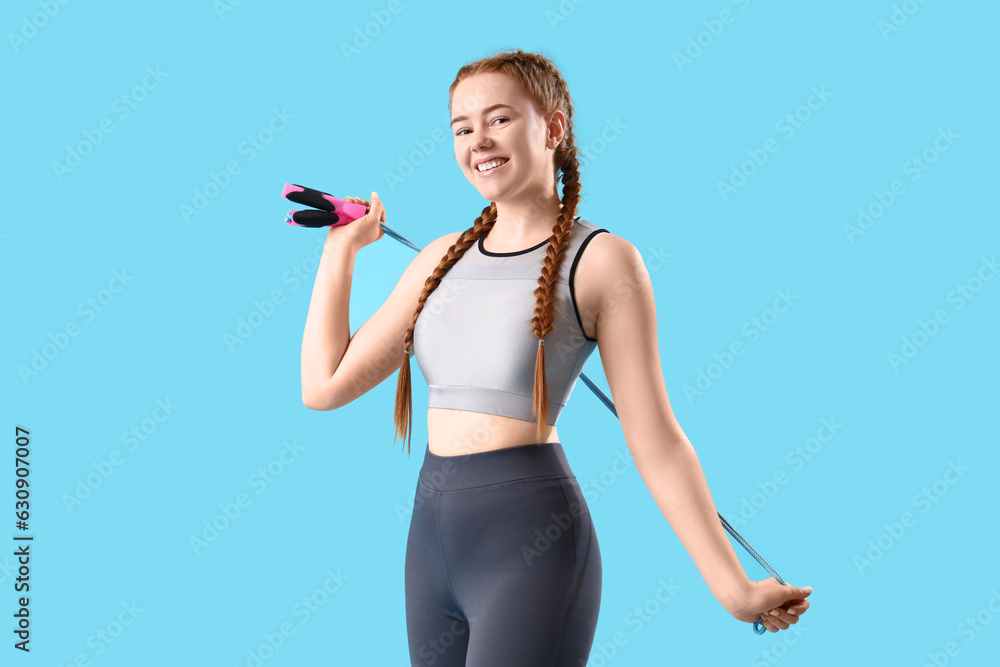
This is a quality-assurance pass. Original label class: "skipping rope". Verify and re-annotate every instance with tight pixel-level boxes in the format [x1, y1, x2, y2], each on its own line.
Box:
[284, 185, 787, 635]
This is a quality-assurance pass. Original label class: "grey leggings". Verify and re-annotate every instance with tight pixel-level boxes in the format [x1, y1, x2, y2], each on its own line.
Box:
[405, 441, 603, 666]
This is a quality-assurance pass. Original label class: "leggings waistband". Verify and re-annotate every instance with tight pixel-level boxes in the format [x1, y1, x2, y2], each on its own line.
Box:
[417, 441, 574, 492]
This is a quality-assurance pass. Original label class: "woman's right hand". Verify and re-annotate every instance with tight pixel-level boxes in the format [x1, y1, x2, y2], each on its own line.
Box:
[328, 191, 385, 252]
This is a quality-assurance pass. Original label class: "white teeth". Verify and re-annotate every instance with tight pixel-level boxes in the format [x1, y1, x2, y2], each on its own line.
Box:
[477, 158, 507, 172]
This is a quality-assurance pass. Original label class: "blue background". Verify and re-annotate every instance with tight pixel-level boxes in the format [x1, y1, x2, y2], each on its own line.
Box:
[3, 0, 998, 665]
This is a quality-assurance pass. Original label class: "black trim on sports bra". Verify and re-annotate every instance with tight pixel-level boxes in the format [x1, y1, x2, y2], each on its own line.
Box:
[569, 228, 610, 343]
[478, 216, 582, 257]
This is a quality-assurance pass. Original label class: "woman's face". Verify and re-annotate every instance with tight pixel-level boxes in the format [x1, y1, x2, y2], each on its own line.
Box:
[450, 72, 560, 205]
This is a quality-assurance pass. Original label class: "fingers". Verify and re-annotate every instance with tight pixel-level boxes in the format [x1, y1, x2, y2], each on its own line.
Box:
[765, 584, 812, 631]
[762, 611, 789, 631]
[759, 600, 808, 633]
[370, 192, 386, 223]
[788, 598, 810, 615]
[344, 193, 385, 224]
[760, 615, 790, 632]
[768, 607, 797, 628]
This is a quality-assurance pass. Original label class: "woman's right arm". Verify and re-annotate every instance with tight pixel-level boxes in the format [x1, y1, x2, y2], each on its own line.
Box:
[300, 192, 459, 410]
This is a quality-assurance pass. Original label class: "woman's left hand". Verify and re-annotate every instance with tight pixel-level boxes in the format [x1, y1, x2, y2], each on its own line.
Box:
[726, 578, 813, 633]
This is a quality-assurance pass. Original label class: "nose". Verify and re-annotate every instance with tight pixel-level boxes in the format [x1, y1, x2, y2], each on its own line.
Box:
[474, 132, 492, 152]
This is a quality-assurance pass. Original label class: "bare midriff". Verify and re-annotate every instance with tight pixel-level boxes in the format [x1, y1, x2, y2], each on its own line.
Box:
[426, 408, 560, 457]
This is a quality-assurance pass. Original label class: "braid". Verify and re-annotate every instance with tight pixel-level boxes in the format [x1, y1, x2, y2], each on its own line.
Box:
[530, 113, 582, 443]
[393, 203, 497, 455]
[393, 48, 583, 454]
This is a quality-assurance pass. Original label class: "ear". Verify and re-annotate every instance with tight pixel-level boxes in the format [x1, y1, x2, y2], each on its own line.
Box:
[546, 109, 567, 150]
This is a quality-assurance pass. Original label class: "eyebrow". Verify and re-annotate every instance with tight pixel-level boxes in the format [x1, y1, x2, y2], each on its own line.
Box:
[450, 103, 515, 126]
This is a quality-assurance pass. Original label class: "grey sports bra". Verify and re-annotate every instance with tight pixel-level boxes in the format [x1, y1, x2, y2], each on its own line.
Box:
[411, 217, 609, 425]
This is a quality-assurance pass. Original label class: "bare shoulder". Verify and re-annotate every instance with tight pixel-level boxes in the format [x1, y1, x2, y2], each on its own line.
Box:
[424, 230, 465, 260]
[573, 231, 651, 341]
[580, 230, 640, 266]
[432, 229, 466, 248]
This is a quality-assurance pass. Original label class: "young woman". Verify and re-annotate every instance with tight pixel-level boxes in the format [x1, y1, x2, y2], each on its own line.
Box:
[301, 49, 813, 666]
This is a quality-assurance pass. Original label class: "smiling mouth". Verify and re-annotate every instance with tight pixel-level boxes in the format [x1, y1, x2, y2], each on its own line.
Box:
[475, 158, 509, 176]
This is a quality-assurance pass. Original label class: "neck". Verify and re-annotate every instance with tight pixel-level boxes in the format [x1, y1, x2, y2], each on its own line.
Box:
[491, 192, 566, 240]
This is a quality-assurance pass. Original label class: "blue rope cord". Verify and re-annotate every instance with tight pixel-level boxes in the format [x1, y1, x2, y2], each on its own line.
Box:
[351, 222, 784, 635]
[579, 371, 785, 634]
[379, 222, 423, 253]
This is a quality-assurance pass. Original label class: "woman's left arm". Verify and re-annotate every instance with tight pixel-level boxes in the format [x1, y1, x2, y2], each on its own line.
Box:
[580, 233, 811, 630]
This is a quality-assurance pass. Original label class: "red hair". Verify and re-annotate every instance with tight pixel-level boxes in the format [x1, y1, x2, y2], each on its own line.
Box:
[394, 49, 583, 455]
